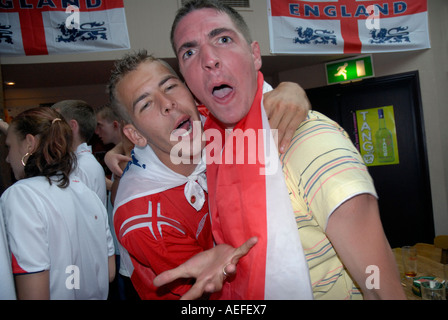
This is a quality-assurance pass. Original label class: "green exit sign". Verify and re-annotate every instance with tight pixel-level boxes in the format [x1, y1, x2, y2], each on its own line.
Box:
[326, 55, 374, 85]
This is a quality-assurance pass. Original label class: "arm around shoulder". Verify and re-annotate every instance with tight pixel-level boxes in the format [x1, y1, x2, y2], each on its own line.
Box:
[263, 81, 311, 153]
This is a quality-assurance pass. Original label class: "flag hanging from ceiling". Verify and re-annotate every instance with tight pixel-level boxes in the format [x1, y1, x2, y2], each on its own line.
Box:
[0, 0, 130, 56]
[267, 0, 430, 54]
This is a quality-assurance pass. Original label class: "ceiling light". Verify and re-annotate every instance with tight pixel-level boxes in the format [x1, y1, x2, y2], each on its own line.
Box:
[5, 81, 15, 86]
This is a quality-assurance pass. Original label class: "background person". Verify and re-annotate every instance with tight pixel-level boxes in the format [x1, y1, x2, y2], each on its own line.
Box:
[1, 107, 115, 299]
[95, 104, 138, 300]
[0, 118, 14, 196]
[52, 100, 107, 206]
[0, 205, 16, 300]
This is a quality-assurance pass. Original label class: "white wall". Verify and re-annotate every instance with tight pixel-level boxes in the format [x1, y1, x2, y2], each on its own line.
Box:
[4, 84, 108, 112]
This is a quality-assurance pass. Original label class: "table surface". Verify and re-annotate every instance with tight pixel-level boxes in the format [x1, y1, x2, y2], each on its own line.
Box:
[393, 243, 447, 300]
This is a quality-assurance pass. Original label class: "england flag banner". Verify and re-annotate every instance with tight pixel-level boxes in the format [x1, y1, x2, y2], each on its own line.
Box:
[0, 0, 130, 56]
[267, 0, 430, 54]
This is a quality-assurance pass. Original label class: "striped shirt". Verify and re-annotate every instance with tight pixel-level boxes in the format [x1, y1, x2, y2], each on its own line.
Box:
[281, 110, 377, 300]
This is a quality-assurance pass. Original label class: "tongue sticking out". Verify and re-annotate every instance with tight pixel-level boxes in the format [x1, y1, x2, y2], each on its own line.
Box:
[213, 85, 233, 99]
[177, 119, 190, 130]
[173, 119, 192, 137]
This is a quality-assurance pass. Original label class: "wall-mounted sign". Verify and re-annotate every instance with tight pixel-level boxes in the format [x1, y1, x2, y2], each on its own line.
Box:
[267, 0, 430, 54]
[326, 55, 374, 85]
[0, 0, 130, 56]
[355, 105, 399, 166]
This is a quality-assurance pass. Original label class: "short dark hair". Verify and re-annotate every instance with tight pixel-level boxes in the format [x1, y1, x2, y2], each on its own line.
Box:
[52, 100, 96, 143]
[170, 0, 252, 57]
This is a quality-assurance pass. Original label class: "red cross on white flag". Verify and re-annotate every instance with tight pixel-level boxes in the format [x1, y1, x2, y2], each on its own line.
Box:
[267, 0, 430, 54]
[0, 0, 130, 56]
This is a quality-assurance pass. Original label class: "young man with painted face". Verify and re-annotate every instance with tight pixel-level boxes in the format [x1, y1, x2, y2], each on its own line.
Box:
[155, 0, 406, 300]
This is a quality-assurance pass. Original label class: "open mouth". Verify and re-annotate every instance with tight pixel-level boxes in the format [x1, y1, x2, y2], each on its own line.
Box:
[173, 118, 193, 137]
[212, 84, 233, 99]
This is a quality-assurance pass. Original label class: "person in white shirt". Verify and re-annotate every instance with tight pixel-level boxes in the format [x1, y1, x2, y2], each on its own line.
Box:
[0, 205, 16, 300]
[52, 100, 107, 206]
[1, 107, 115, 300]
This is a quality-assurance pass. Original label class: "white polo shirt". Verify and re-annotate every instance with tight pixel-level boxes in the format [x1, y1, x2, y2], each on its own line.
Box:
[0, 205, 16, 300]
[1, 176, 115, 300]
[74, 143, 107, 206]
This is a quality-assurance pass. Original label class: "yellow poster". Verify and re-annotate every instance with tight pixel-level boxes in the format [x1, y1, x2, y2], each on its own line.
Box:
[355, 106, 399, 166]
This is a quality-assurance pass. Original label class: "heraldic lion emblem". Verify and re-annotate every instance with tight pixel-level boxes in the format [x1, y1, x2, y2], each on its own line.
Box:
[369, 26, 410, 44]
[293, 27, 337, 45]
[56, 22, 107, 43]
[0, 24, 13, 44]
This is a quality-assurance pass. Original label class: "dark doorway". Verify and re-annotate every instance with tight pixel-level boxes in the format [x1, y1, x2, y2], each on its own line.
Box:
[306, 71, 434, 248]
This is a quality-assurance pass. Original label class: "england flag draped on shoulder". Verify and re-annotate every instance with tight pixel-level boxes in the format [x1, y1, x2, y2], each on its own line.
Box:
[267, 0, 430, 54]
[0, 0, 130, 56]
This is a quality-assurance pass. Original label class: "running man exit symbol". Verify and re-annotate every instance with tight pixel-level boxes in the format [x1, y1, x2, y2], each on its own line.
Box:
[335, 62, 348, 80]
[326, 55, 374, 85]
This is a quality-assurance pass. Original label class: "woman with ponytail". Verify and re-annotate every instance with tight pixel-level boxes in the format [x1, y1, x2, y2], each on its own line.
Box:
[1, 107, 115, 300]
